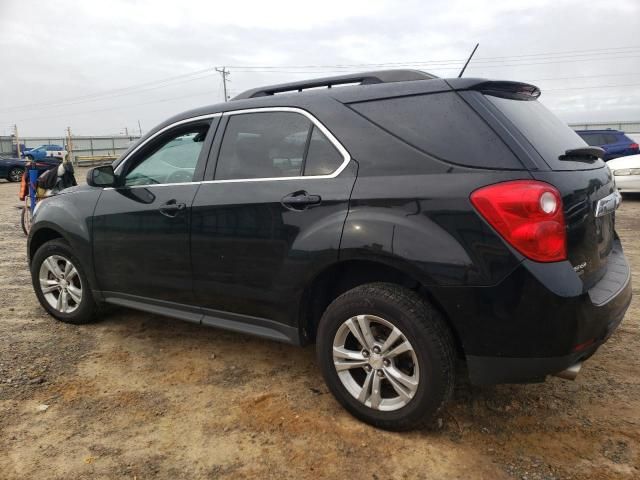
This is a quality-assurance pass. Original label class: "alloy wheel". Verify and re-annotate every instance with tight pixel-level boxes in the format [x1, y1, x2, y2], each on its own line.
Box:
[9, 167, 24, 182]
[332, 314, 419, 411]
[38, 254, 83, 314]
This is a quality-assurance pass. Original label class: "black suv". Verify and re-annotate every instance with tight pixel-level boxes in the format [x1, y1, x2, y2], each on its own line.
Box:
[28, 70, 631, 431]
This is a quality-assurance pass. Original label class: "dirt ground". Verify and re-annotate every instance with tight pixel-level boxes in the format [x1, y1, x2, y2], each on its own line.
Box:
[0, 169, 638, 480]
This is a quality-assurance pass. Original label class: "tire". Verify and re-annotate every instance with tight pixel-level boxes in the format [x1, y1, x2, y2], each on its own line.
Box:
[25, 155, 33, 161]
[30, 239, 102, 324]
[316, 282, 455, 431]
[8, 167, 24, 182]
[21, 205, 31, 236]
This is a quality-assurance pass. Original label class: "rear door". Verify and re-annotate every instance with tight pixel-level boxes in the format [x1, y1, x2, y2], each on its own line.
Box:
[476, 92, 617, 287]
[93, 117, 218, 306]
[191, 108, 356, 329]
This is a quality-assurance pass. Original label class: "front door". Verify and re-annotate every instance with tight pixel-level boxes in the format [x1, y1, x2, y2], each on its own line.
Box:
[93, 118, 217, 306]
[191, 109, 356, 329]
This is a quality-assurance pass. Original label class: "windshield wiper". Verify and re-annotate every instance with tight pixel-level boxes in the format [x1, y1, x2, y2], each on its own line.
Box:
[559, 147, 605, 161]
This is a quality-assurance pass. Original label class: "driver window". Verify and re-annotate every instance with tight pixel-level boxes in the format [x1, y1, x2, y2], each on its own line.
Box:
[124, 124, 209, 186]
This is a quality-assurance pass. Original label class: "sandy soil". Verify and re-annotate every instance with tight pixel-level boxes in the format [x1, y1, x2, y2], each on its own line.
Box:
[0, 170, 638, 479]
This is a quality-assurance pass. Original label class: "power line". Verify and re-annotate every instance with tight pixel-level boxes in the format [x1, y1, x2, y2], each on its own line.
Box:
[6, 43, 640, 126]
[228, 55, 640, 76]
[226, 46, 640, 69]
[229, 53, 640, 73]
[526, 72, 640, 82]
[1, 72, 218, 114]
[0, 67, 216, 112]
[5, 45, 640, 113]
[544, 82, 640, 92]
[7, 88, 222, 123]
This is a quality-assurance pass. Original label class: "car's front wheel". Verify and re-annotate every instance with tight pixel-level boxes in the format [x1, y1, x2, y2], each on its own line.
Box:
[8, 167, 24, 182]
[317, 283, 455, 431]
[31, 239, 101, 324]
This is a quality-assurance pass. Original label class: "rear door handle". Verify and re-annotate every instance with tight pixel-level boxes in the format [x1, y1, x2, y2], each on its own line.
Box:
[281, 191, 322, 210]
[159, 199, 186, 217]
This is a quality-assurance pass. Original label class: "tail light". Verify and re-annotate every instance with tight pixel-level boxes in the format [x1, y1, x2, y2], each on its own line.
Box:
[629, 143, 639, 151]
[470, 180, 566, 262]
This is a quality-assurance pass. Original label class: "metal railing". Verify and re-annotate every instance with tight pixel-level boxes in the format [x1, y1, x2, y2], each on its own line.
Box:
[75, 155, 118, 167]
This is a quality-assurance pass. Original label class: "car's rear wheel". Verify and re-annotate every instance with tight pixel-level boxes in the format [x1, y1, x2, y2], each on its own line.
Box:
[31, 239, 101, 324]
[8, 167, 24, 182]
[317, 282, 455, 431]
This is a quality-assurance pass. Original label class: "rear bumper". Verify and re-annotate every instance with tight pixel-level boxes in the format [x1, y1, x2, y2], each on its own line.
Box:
[466, 299, 627, 384]
[433, 240, 632, 384]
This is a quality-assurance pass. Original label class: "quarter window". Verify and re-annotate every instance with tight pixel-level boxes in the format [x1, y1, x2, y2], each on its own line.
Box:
[124, 124, 209, 186]
[214, 111, 344, 180]
[304, 126, 343, 176]
[352, 92, 518, 169]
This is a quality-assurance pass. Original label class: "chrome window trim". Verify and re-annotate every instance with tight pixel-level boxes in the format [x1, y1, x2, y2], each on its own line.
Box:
[110, 107, 351, 188]
[203, 106, 351, 184]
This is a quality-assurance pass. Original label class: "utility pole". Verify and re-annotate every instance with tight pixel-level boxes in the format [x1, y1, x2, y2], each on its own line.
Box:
[124, 127, 129, 137]
[215, 67, 230, 102]
[138, 119, 143, 136]
[14, 124, 21, 158]
[66, 126, 74, 165]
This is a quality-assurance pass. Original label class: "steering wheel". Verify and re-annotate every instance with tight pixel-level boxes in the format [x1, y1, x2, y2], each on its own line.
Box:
[166, 169, 194, 184]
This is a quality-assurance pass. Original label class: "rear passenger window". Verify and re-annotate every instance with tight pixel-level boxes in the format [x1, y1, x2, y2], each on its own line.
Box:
[350, 92, 518, 169]
[215, 112, 311, 180]
[304, 126, 343, 176]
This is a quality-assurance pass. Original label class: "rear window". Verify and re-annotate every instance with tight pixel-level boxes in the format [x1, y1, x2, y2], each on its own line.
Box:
[605, 133, 620, 144]
[579, 133, 605, 146]
[486, 95, 604, 170]
[349, 92, 521, 169]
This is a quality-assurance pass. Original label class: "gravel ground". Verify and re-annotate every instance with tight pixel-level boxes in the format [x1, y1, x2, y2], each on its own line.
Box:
[0, 170, 638, 479]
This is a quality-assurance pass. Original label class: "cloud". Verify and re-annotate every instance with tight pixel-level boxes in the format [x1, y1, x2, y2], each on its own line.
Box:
[0, 0, 639, 135]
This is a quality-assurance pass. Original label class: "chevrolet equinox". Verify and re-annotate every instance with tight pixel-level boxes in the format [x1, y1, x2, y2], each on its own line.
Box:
[27, 70, 632, 431]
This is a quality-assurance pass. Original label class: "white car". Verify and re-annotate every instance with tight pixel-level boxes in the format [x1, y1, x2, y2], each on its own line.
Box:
[608, 154, 640, 193]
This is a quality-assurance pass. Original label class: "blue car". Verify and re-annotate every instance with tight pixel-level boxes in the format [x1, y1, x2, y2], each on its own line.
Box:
[22, 144, 67, 161]
[575, 129, 639, 161]
[0, 156, 61, 182]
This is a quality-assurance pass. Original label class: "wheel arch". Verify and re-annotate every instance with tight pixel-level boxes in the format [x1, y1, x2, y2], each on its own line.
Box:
[298, 258, 464, 355]
[28, 225, 65, 263]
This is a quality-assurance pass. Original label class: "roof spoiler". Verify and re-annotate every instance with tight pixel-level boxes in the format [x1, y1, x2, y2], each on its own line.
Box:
[232, 69, 437, 100]
[471, 81, 541, 100]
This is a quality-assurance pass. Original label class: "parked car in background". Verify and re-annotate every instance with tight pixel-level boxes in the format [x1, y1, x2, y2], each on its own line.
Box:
[22, 144, 67, 161]
[575, 129, 639, 160]
[27, 70, 631, 431]
[609, 154, 640, 193]
[0, 156, 61, 182]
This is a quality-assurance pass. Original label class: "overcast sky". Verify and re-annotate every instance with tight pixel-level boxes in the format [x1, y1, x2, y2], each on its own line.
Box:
[1, 0, 639, 136]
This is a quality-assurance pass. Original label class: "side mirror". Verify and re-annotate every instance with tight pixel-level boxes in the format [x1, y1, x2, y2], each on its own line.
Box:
[87, 165, 116, 187]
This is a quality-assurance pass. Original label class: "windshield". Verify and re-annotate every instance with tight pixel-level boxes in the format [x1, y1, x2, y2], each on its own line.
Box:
[486, 95, 605, 170]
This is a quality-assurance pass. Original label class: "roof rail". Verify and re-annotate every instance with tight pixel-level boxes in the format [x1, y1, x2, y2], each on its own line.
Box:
[232, 69, 437, 100]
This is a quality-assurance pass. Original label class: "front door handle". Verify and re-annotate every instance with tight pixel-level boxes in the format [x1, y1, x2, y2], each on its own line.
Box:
[159, 199, 186, 217]
[281, 191, 322, 210]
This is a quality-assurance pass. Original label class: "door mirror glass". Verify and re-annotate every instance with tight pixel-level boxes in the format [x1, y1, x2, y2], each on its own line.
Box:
[87, 165, 116, 187]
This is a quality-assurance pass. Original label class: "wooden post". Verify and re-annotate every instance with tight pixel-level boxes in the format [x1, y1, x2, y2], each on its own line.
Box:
[66, 127, 74, 165]
[14, 124, 21, 158]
